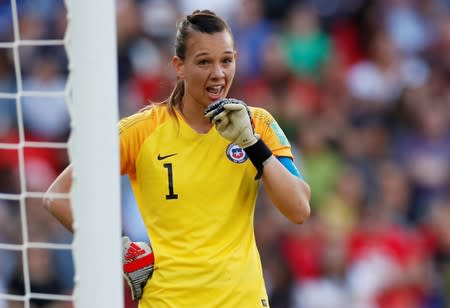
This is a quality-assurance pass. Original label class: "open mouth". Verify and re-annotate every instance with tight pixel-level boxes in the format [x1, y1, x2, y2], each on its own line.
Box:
[206, 85, 224, 101]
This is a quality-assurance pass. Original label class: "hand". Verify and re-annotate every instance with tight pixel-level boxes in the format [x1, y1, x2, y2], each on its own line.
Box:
[122, 236, 154, 301]
[205, 98, 257, 148]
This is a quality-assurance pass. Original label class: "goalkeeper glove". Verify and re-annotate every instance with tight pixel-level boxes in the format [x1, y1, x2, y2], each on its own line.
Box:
[205, 98, 273, 179]
[122, 236, 154, 301]
[204, 98, 257, 148]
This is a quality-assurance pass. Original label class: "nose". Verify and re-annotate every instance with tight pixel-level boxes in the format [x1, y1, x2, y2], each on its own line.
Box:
[210, 64, 225, 79]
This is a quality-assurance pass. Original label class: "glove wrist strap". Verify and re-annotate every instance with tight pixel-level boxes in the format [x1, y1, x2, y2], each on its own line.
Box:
[244, 138, 272, 180]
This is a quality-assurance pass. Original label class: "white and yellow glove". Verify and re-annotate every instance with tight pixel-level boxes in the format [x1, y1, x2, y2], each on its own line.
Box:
[204, 98, 257, 148]
[205, 99, 273, 179]
[122, 236, 154, 301]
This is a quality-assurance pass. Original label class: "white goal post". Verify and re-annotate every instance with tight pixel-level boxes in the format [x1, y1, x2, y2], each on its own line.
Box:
[68, 0, 123, 307]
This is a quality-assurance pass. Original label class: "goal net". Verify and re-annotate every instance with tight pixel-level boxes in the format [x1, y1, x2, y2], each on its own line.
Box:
[0, 1, 122, 307]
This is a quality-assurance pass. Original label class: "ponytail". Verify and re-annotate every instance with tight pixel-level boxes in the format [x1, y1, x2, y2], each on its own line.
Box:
[167, 80, 185, 116]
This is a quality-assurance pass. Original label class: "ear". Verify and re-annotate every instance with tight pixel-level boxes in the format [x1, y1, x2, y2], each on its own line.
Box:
[172, 56, 184, 79]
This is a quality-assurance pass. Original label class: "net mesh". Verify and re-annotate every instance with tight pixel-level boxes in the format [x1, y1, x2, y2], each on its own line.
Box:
[0, 0, 74, 306]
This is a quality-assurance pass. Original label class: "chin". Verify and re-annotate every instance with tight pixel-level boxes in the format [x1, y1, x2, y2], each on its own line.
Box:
[206, 97, 222, 105]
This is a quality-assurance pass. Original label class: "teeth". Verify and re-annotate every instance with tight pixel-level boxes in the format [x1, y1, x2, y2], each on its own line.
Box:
[207, 86, 221, 94]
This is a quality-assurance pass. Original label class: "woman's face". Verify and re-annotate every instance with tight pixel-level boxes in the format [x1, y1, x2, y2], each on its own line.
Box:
[173, 30, 236, 109]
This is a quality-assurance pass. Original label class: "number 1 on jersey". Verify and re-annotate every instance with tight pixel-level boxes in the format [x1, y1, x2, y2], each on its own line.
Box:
[163, 163, 178, 200]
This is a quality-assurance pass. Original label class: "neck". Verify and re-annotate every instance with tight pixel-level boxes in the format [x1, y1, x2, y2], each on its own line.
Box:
[178, 99, 212, 133]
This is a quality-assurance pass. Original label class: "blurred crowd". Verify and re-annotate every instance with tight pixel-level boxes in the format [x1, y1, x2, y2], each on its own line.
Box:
[0, 0, 450, 307]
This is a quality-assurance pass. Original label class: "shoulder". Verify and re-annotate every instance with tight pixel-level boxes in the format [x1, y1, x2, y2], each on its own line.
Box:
[248, 106, 276, 128]
[119, 103, 171, 135]
[249, 106, 291, 149]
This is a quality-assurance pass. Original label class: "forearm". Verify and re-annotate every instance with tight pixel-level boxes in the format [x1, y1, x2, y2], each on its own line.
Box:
[262, 156, 311, 224]
[43, 164, 74, 232]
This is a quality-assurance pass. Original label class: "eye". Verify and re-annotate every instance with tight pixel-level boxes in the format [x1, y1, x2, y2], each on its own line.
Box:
[198, 59, 209, 65]
[223, 57, 234, 65]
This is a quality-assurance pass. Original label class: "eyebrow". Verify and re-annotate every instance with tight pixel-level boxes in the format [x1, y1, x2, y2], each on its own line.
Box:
[194, 50, 234, 58]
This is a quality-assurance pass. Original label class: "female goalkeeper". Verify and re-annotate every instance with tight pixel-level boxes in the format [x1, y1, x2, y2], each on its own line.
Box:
[45, 10, 310, 308]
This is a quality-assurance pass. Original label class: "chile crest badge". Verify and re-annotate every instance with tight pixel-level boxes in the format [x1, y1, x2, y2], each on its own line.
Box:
[226, 143, 248, 164]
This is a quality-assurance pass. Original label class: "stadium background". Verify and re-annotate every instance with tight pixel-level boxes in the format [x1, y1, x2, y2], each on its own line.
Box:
[0, 0, 450, 307]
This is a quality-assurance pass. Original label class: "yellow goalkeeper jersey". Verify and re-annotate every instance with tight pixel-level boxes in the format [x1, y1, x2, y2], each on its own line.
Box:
[119, 103, 293, 308]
